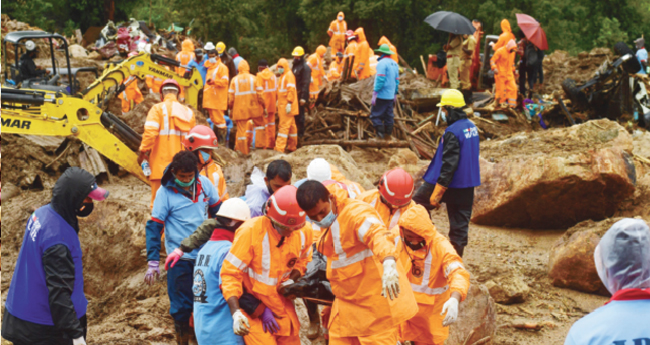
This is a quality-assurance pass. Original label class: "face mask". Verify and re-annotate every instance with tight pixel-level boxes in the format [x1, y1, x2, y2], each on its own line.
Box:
[338, 16, 343, 21]
[278, 68, 284, 74]
[199, 150, 212, 164]
[77, 202, 94, 218]
[174, 175, 195, 188]
[405, 240, 426, 251]
[314, 210, 337, 229]
[273, 223, 293, 237]
[209, 57, 217, 63]
[441, 109, 447, 123]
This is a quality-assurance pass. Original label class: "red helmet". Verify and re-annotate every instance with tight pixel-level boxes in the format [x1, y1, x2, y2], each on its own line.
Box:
[184, 125, 218, 151]
[378, 168, 414, 208]
[160, 79, 180, 100]
[265, 185, 306, 231]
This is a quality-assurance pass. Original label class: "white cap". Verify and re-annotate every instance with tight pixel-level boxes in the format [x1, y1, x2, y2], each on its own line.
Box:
[216, 198, 251, 222]
[307, 158, 332, 183]
[204, 42, 215, 50]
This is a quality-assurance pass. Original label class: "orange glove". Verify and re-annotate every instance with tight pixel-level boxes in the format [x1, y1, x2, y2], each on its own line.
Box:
[429, 184, 448, 209]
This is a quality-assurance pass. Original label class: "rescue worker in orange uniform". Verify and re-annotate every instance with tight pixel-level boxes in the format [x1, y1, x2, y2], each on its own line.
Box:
[296, 181, 418, 345]
[491, 19, 516, 51]
[391, 205, 470, 345]
[353, 28, 372, 80]
[330, 164, 365, 199]
[203, 49, 230, 144]
[256, 59, 278, 149]
[328, 12, 348, 55]
[228, 60, 266, 155]
[491, 39, 518, 108]
[118, 74, 144, 115]
[175, 39, 195, 76]
[307, 45, 327, 101]
[344, 31, 359, 78]
[139, 79, 196, 207]
[183, 125, 229, 201]
[274, 58, 299, 153]
[378, 36, 399, 63]
[357, 168, 415, 230]
[327, 52, 344, 82]
[222, 185, 313, 345]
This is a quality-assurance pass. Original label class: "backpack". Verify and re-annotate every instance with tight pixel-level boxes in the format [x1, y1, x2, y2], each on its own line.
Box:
[525, 44, 538, 67]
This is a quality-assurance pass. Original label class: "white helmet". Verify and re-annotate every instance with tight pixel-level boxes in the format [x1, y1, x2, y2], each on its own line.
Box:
[25, 40, 37, 52]
[204, 42, 215, 51]
[307, 158, 332, 183]
[216, 198, 251, 222]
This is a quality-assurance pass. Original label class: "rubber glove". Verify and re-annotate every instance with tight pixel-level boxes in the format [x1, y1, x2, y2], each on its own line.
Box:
[394, 94, 399, 104]
[165, 248, 184, 270]
[299, 99, 306, 106]
[429, 184, 448, 210]
[286, 103, 292, 114]
[371, 91, 378, 106]
[73, 337, 87, 345]
[144, 261, 160, 285]
[233, 309, 251, 336]
[441, 296, 460, 326]
[381, 258, 400, 300]
[261, 307, 280, 334]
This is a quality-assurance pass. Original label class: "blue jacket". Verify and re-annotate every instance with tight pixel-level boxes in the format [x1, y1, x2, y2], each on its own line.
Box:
[374, 55, 400, 100]
[637, 48, 647, 74]
[188, 57, 207, 85]
[233, 55, 244, 71]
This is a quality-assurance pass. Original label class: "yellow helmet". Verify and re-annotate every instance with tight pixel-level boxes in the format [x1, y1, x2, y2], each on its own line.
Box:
[216, 42, 226, 54]
[437, 89, 466, 108]
[291, 46, 305, 57]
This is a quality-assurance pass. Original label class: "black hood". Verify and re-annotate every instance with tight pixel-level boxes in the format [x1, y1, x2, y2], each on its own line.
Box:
[51, 167, 95, 233]
[446, 107, 468, 126]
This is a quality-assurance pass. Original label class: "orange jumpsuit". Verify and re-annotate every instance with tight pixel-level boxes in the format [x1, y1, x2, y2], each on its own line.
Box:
[389, 206, 470, 345]
[344, 40, 359, 79]
[274, 58, 299, 153]
[221, 217, 313, 345]
[327, 58, 343, 81]
[256, 68, 278, 149]
[200, 160, 229, 201]
[203, 58, 230, 129]
[330, 164, 365, 199]
[307, 45, 327, 100]
[353, 28, 371, 80]
[228, 60, 265, 155]
[118, 75, 144, 114]
[378, 36, 399, 64]
[492, 19, 516, 52]
[175, 39, 195, 76]
[145, 75, 164, 94]
[357, 189, 416, 230]
[328, 12, 347, 55]
[491, 46, 517, 107]
[318, 183, 418, 345]
[140, 93, 196, 206]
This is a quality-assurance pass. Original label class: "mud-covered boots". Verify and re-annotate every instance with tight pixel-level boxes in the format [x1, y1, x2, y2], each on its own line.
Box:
[174, 321, 193, 345]
[373, 125, 385, 140]
[385, 125, 394, 141]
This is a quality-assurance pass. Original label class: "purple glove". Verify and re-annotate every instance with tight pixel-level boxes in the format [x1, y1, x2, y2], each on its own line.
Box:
[394, 94, 399, 104]
[261, 307, 280, 334]
[144, 261, 160, 285]
[371, 91, 378, 106]
[165, 248, 184, 270]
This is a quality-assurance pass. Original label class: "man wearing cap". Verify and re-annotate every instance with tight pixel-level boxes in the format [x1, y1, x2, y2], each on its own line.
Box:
[2, 167, 108, 345]
[370, 44, 400, 140]
[187, 48, 208, 85]
[16, 40, 50, 83]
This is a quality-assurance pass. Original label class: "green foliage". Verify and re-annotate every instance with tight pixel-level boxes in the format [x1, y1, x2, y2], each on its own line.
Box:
[594, 18, 629, 48]
[2, 0, 56, 31]
[63, 19, 78, 37]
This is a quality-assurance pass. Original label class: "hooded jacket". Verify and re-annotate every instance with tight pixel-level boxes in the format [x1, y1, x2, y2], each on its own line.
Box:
[328, 12, 347, 50]
[277, 58, 299, 116]
[378, 36, 399, 63]
[256, 67, 278, 114]
[176, 39, 196, 75]
[493, 19, 516, 51]
[228, 60, 265, 121]
[3, 167, 94, 343]
[353, 28, 372, 79]
[291, 55, 312, 102]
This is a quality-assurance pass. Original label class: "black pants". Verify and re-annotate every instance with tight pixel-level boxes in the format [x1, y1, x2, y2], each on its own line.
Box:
[519, 63, 533, 96]
[2, 310, 87, 345]
[296, 103, 306, 137]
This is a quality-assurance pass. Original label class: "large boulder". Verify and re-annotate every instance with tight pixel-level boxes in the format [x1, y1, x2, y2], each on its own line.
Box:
[447, 281, 497, 345]
[548, 218, 625, 295]
[472, 119, 636, 229]
[68, 44, 89, 58]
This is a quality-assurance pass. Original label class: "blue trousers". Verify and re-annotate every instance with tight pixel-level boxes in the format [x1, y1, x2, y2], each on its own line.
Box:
[167, 259, 195, 322]
[370, 98, 395, 130]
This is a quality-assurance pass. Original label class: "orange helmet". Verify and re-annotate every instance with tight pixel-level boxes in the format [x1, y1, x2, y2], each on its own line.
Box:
[265, 186, 306, 231]
[160, 79, 180, 100]
[378, 168, 414, 208]
[183, 125, 218, 151]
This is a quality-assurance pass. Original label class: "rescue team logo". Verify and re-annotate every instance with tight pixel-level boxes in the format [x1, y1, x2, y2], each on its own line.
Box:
[193, 270, 208, 303]
[287, 258, 297, 268]
[28, 213, 42, 242]
[464, 127, 479, 139]
[2, 117, 32, 130]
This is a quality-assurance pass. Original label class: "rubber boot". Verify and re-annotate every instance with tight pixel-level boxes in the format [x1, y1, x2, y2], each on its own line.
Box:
[216, 128, 227, 146]
[463, 89, 473, 106]
[174, 321, 191, 345]
[385, 125, 394, 141]
[451, 242, 465, 258]
[306, 299, 321, 339]
[374, 125, 385, 140]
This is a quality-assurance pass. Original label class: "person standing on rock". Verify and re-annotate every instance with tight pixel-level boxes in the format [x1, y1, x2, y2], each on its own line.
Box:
[143, 151, 221, 345]
[244, 160, 293, 217]
[390, 205, 470, 345]
[229, 59, 266, 155]
[565, 218, 650, 344]
[2, 167, 109, 345]
[413, 89, 480, 258]
[370, 44, 400, 140]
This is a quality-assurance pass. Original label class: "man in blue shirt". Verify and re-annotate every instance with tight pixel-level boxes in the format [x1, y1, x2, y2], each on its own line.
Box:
[2, 167, 108, 345]
[413, 89, 480, 258]
[187, 48, 207, 85]
[371, 44, 400, 140]
[635, 37, 647, 75]
[565, 218, 650, 345]
[144, 150, 221, 344]
[229, 47, 244, 71]
[244, 159, 292, 217]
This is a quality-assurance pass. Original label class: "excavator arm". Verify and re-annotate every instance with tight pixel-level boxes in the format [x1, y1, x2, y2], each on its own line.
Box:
[79, 52, 203, 110]
[1, 88, 150, 185]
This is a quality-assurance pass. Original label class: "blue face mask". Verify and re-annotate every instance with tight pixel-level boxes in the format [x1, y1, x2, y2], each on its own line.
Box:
[314, 210, 337, 229]
[199, 150, 211, 164]
[174, 175, 195, 188]
[441, 109, 447, 123]
[278, 68, 284, 74]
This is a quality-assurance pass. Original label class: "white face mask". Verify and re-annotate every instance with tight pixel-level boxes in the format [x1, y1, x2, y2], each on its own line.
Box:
[338, 16, 343, 21]
[209, 57, 217, 63]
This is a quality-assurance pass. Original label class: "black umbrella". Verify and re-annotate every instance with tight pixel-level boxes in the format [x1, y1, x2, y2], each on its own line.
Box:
[424, 11, 476, 35]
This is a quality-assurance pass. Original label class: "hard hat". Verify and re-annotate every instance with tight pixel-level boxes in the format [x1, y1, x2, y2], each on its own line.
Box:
[160, 79, 180, 100]
[375, 44, 394, 55]
[25, 40, 37, 52]
[216, 198, 251, 222]
[345, 30, 355, 37]
[216, 42, 226, 54]
[307, 158, 332, 183]
[437, 89, 466, 108]
[292, 46, 305, 57]
[204, 42, 215, 51]
[265, 185, 306, 231]
[378, 168, 414, 208]
[183, 125, 218, 151]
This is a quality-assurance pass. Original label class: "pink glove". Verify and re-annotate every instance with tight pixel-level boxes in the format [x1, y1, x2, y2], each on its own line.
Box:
[371, 91, 378, 106]
[165, 248, 184, 270]
[261, 308, 280, 334]
[144, 261, 160, 285]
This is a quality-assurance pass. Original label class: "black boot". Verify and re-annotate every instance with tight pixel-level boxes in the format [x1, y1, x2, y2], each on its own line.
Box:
[463, 90, 473, 106]
[385, 125, 393, 141]
[451, 242, 465, 258]
[374, 125, 385, 139]
[174, 321, 191, 345]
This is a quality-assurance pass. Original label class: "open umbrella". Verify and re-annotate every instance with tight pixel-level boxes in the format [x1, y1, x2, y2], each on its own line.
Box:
[516, 13, 548, 50]
[424, 11, 476, 35]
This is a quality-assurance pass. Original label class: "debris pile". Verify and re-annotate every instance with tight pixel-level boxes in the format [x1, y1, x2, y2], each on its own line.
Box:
[541, 48, 613, 95]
